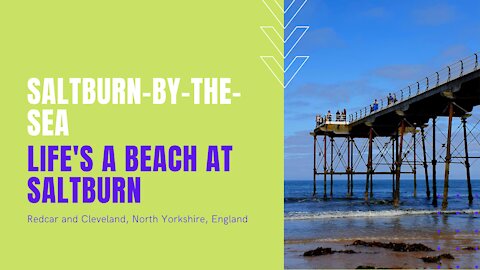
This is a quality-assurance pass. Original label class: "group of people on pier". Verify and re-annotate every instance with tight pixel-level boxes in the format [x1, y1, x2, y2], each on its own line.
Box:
[316, 109, 347, 126]
[369, 93, 399, 113]
[316, 92, 401, 127]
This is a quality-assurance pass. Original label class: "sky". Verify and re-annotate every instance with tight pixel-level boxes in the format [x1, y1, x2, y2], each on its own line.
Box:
[284, 0, 480, 180]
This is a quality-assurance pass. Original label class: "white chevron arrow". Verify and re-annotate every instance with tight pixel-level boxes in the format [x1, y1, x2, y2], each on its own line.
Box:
[262, 0, 308, 29]
[261, 56, 309, 88]
[260, 0, 310, 88]
[268, 0, 300, 14]
[261, 25, 309, 58]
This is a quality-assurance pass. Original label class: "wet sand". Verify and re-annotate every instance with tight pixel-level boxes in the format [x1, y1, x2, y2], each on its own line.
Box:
[285, 234, 480, 269]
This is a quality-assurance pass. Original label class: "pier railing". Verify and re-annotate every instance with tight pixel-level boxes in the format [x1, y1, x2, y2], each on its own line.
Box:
[349, 53, 479, 123]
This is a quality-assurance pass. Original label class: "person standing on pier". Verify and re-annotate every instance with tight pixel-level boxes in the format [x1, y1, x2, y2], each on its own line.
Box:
[388, 93, 393, 105]
[316, 115, 323, 126]
[373, 99, 379, 111]
[326, 110, 332, 122]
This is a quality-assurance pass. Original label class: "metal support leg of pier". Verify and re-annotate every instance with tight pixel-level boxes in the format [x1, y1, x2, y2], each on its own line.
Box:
[313, 135, 317, 197]
[442, 103, 454, 210]
[391, 136, 395, 197]
[394, 120, 406, 207]
[370, 171, 374, 198]
[347, 137, 351, 197]
[420, 126, 430, 200]
[330, 137, 334, 198]
[365, 128, 373, 201]
[432, 117, 438, 207]
[461, 116, 473, 204]
[370, 138, 374, 198]
[413, 131, 417, 197]
[323, 135, 327, 199]
[350, 138, 354, 196]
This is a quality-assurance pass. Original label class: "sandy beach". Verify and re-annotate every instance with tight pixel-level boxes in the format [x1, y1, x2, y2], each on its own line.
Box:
[285, 221, 480, 269]
[284, 180, 480, 269]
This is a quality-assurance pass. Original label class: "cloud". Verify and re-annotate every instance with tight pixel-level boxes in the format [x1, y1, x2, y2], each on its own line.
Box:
[412, 4, 456, 26]
[285, 112, 316, 121]
[371, 64, 429, 81]
[371, 47, 475, 83]
[439, 45, 471, 62]
[284, 82, 351, 120]
[289, 82, 351, 103]
[297, 27, 345, 51]
[287, 79, 379, 105]
[285, 99, 310, 107]
[285, 130, 312, 150]
[363, 7, 388, 19]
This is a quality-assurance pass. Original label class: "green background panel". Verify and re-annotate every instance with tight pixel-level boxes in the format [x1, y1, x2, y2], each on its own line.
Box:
[0, 1, 284, 269]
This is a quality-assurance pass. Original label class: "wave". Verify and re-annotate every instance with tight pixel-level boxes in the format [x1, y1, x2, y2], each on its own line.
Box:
[285, 235, 429, 244]
[285, 197, 393, 204]
[285, 197, 323, 203]
[284, 209, 480, 220]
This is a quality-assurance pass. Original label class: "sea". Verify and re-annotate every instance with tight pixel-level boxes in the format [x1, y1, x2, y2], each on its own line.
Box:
[285, 179, 480, 242]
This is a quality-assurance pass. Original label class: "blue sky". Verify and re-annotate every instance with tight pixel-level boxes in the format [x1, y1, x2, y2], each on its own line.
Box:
[284, 0, 480, 180]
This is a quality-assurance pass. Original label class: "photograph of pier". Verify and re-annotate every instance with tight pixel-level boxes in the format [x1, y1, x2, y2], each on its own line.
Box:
[284, 1, 480, 268]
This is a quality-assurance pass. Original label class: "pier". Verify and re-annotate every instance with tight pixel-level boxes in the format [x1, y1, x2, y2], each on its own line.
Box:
[311, 53, 480, 210]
